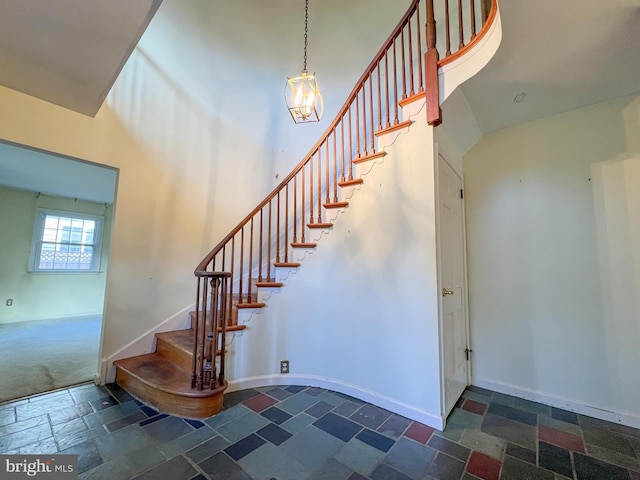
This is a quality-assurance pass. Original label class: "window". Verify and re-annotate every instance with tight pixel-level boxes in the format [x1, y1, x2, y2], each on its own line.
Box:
[30, 209, 103, 272]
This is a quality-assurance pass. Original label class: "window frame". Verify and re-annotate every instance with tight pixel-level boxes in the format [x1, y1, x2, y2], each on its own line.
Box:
[29, 208, 104, 273]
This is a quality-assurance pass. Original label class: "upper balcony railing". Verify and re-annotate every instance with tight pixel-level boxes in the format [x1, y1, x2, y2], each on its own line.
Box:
[192, 0, 498, 392]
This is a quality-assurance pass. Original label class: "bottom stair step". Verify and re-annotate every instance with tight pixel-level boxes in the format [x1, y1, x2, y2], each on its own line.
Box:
[114, 353, 226, 419]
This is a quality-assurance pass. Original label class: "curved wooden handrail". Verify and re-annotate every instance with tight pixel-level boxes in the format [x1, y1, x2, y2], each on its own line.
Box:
[438, 0, 498, 68]
[191, 0, 498, 392]
[194, 0, 421, 276]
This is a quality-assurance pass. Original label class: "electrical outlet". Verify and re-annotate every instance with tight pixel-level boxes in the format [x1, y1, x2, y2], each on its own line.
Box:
[280, 360, 290, 374]
[5, 299, 12, 306]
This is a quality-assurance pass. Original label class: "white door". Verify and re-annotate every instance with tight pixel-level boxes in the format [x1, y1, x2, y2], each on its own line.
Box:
[438, 153, 469, 418]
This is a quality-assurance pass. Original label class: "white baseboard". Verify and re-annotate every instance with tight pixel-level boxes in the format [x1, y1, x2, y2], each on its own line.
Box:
[228, 374, 445, 430]
[99, 304, 194, 384]
[473, 377, 640, 429]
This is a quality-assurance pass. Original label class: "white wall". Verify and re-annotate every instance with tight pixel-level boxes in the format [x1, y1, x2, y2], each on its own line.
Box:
[0, 0, 413, 379]
[464, 93, 640, 426]
[226, 99, 446, 428]
[0, 187, 112, 323]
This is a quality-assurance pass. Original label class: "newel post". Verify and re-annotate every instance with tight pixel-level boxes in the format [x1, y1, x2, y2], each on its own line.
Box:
[425, 0, 441, 126]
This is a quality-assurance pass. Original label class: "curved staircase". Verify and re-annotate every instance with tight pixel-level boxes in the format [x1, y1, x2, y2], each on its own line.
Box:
[113, 0, 500, 419]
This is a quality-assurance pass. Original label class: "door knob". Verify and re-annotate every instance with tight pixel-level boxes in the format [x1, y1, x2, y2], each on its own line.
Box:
[442, 288, 454, 297]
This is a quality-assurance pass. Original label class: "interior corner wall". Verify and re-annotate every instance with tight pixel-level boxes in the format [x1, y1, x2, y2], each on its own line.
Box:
[463, 93, 640, 425]
[0, 187, 111, 324]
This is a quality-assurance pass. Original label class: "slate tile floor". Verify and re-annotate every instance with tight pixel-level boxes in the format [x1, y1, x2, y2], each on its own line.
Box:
[1, 383, 639, 480]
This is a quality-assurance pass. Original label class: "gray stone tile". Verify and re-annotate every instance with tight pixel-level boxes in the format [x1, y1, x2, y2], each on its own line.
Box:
[583, 426, 636, 457]
[262, 387, 293, 401]
[350, 404, 392, 430]
[238, 441, 311, 480]
[205, 404, 251, 429]
[80, 457, 135, 480]
[586, 443, 640, 472]
[184, 435, 230, 463]
[0, 421, 53, 451]
[60, 439, 103, 474]
[125, 444, 166, 474]
[538, 412, 584, 436]
[0, 413, 49, 436]
[16, 394, 76, 420]
[384, 436, 437, 479]
[278, 392, 323, 415]
[158, 425, 215, 458]
[377, 414, 412, 439]
[370, 462, 415, 480]
[199, 451, 243, 480]
[53, 417, 88, 436]
[511, 397, 552, 416]
[459, 428, 506, 460]
[83, 401, 141, 429]
[307, 458, 353, 480]
[141, 416, 194, 445]
[481, 412, 537, 450]
[214, 411, 270, 443]
[133, 455, 197, 480]
[94, 424, 151, 462]
[281, 412, 315, 434]
[447, 407, 484, 430]
[318, 391, 351, 407]
[334, 401, 362, 418]
[55, 425, 107, 451]
[70, 385, 113, 403]
[501, 455, 555, 480]
[0, 408, 16, 427]
[279, 425, 344, 469]
[425, 451, 466, 480]
[18, 436, 59, 454]
[335, 437, 386, 476]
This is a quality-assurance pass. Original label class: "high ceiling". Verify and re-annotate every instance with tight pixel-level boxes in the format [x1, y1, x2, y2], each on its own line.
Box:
[0, 0, 639, 200]
[461, 0, 640, 134]
[0, 0, 638, 132]
[0, 0, 162, 117]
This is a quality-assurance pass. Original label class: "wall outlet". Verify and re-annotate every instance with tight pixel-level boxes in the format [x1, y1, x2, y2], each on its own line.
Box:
[5, 299, 12, 306]
[280, 360, 290, 374]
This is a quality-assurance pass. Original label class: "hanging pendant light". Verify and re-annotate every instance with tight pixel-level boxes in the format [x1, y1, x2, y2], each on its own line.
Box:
[285, 0, 323, 123]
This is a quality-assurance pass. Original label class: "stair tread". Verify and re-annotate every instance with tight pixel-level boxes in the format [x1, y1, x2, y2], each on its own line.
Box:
[114, 353, 221, 398]
[157, 326, 246, 353]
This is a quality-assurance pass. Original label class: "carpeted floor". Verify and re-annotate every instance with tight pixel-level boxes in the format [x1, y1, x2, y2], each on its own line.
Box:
[0, 315, 101, 403]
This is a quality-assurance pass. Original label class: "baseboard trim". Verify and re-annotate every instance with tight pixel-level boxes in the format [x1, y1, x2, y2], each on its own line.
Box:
[99, 304, 194, 384]
[228, 374, 445, 430]
[473, 377, 640, 429]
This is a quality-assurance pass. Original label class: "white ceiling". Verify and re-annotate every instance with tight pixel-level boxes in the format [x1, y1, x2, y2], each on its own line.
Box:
[0, 0, 162, 117]
[0, 0, 639, 200]
[461, 0, 640, 134]
[0, 142, 117, 204]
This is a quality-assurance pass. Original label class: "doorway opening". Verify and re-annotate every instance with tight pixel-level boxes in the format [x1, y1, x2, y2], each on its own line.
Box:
[0, 140, 117, 403]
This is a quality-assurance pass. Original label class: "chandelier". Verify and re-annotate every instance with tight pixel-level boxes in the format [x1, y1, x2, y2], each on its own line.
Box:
[285, 0, 323, 123]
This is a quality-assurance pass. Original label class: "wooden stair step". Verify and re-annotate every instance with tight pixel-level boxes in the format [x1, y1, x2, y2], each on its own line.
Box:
[291, 242, 317, 248]
[114, 353, 226, 419]
[338, 178, 363, 187]
[255, 280, 283, 288]
[274, 261, 301, 268]
[324, 201, 349, 209]
[352, 151, 386, 164]
[307, 222, 332, 229]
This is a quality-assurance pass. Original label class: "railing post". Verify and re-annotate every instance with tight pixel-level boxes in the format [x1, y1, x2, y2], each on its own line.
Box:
[425, 0, 441, 126]
[481, 0, 491, 22]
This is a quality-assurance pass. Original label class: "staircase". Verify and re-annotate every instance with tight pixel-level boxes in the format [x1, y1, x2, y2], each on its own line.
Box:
[113, 0, 498, 419]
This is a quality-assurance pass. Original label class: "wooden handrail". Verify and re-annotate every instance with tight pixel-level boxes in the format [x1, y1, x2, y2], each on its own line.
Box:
[192, 0, 499, 391]
[194, 0, 422, 277]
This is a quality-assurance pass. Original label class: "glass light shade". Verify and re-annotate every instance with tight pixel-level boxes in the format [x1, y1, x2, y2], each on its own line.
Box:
[285, 71, 323, 123]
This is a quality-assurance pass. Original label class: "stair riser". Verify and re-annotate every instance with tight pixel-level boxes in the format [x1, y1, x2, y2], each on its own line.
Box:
[115, 367, 225, 419]
[156, 338, 192, 371]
